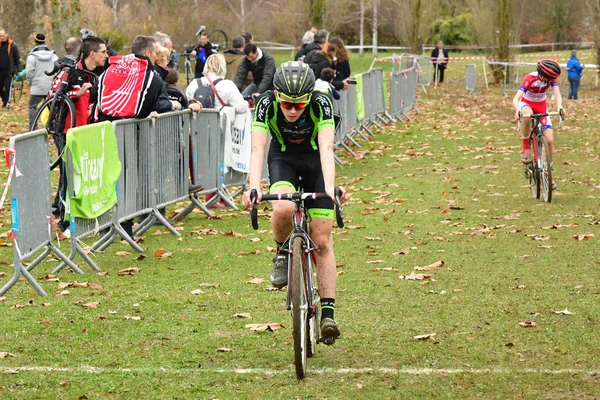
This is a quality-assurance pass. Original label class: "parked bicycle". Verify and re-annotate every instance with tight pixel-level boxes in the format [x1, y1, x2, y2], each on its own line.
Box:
[29, 58, 98, 171]
[11, 69, 25, 104]
[249, 185, 344, 380]
[519, 110, 564, 203]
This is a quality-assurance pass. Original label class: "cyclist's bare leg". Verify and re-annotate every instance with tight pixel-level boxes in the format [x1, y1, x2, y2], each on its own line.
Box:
[543, 127, 554, 163]
[520, 105, 533, 162]
[270, 186, 295, 243]
[309, 218, 335, 299]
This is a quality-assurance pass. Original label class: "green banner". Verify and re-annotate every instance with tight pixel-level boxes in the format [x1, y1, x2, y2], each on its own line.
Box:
[64, 121, 121, 219]
[355, 73, 365, 121]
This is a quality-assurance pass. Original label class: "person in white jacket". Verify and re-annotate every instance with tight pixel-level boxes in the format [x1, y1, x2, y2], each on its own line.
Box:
[185, 53, 247, 114]
[26, 33, 58, 127]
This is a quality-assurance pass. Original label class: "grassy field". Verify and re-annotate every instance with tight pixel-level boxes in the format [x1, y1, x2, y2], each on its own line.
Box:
[1, 63, 600, 399]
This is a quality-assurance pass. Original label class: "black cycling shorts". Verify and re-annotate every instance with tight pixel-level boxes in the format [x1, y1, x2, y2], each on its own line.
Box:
[268, 146, 334, 217]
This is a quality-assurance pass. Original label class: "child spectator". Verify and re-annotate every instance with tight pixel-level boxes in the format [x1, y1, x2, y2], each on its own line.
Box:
[315, 67, 340, 101]
[165, 69, 188, 108]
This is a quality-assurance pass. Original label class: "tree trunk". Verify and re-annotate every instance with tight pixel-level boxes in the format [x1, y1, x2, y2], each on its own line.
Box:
[359, 0, 365, 57]
[410, 0, 422, 54]
[494, 0, 509, 83]
[372, 0, 378, 57]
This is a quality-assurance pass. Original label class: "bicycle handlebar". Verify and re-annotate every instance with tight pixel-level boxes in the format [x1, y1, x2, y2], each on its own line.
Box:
[249, 188, 345, 230]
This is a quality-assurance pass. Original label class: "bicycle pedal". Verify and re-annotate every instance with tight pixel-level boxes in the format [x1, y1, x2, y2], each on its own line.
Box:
[318, 337, 336, 346]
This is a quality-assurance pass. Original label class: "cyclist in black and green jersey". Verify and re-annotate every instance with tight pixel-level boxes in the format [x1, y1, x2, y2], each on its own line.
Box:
[242, 61, 349, 342]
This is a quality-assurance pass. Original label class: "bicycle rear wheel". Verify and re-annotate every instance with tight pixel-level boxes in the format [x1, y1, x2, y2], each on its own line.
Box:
[291, 236, 308, 379]
[529, 136, 540, 199]
[31, 96, 76, 171]
[307, 296, 318, 358]
[539, 135, 552, 203]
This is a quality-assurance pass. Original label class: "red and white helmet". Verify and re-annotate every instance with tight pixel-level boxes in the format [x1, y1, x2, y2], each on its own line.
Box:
[537, 59, 561, 80]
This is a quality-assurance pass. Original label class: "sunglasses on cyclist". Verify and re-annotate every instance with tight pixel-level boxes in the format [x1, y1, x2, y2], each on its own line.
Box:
[276, 92, 311, 110]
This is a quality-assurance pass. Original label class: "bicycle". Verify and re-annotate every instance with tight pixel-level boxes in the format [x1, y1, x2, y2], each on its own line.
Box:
[519, 110, 564, 203]
[29, 58, 97, 171]
[11, 69, 25, 104]
[249, 186, 344, 380]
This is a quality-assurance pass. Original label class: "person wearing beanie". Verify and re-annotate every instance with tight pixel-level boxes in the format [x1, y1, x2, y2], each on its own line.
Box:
[26, 32, 58, 127]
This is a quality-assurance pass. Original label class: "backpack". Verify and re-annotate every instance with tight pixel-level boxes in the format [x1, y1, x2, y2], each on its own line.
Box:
[96, 55, 153, 119]
[192, 78, 222, 108]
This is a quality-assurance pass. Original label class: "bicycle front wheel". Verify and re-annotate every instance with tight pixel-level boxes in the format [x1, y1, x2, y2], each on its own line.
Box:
[539, 135, 552, 203]
[529, 136, 540, 199]
[291, 236, 308, 379]
[31, 96, 76, 171]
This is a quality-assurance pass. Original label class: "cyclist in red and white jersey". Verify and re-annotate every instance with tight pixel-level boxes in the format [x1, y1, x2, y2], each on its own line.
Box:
[512, 59, 564, 189]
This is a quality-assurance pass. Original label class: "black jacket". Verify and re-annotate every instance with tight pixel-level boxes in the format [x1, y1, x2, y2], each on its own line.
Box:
[304, 50, 332, 84]
[0, 39, 20, 75]
[431, 48, 449, 68]
[235, 49, 276, 93]
[296, 42, 321, 60]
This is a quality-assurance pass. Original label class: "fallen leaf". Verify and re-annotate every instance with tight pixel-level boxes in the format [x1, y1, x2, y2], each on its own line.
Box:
[552, 309, 573, 315]
[199, 283, 220, 288]
[265, 286, 281, 291]
[154, 249, 166, 257]
[124, 315, 142, 321]
[135, 254, 146, 261]
[414, 260, 445, 271]
[190, 289, 204, 295]
[234, 313, 252, 319]
[223, 230, 246, 238]
[573, 233, 594, 241]
[346, 225, 366, 229]
[0, 297, 6, 302]
[115, 251, 131, 256]
[413, 333, 436, 341]
[89, 283, 102, 290]
[217, 347, 233, 352]
[58, 290, 70, 296]
[519, 320, 537, 328]
[158, 252, 173, 259]
[96, 271, 109, 277]
[366, 260, 385, 264]
[59, 381, 68, 387]
[2, 369, 17, 374]
[245, 323, 284, 332]
[246, 278, 267, 285]
[250, 237, 261, 242]
[118, 267, 141, 276]
[392, 248, 411, 255]
[372, 267, 399, 272]
[81, 301, 100, 309]
[365, 237, 383, 241]
[0, 352, 15, 358]
[400, 272, 432, 280]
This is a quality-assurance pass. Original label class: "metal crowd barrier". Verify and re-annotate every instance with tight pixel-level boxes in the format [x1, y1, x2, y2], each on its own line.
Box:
[466, 64, 477, 94]
[1, 130, 83, 296]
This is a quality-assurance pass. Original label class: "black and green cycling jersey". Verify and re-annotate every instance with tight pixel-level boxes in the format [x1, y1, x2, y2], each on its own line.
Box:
[251, 90, 335, 153]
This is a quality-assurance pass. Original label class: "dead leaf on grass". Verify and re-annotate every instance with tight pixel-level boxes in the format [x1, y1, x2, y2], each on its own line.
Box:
[81, 301, 100, 309]
[392, 248, 410, 255]
[366, 260, 385, 264]
[115, 251, 131, 256]
[246, 278, 267, 285]
[234, 313, 252, 319]
[223, 230, 247, 238]
[519, 320, 537, 328]
[190, 289, 204, 295]
[199, 283, 220, 288]
[573, 233, 594, 241]
[118, 267, 141, 276]
[217, 347, 233, 352]
[414, 260, 445, 271]
[552, 309, 573, 315]
[413, 333, 436, 341]
[97, 271, 109, 277]
[245, 323, 284, 332]
[400, 272, 432, 280]
[0, 352, 15, 359]
[372, 267, 398, 272]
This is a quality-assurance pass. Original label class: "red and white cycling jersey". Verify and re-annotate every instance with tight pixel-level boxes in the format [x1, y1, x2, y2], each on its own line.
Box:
[519, 71, 558, 104]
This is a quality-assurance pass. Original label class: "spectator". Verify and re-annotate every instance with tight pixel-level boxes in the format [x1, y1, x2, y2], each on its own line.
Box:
[296, 29, 328, 60]
[26, 33, 58, 127]
[52, 36, 108, 235]
[566, 50, 584, 100]
[103, 37, 118, 56]
[304, 41, 334, 85]
[165, 69, 188, 108]
[187, 53, 247, 208]
[224, 35, 246, 82]
[431, 40, 449, 84]
[294, 28, 316, 60]
[315, 67, 340, 101]
[154, 43, 170, 82]
[187, 30, 216, 78]
[96, 35, 201, 239]
[0, 28, 21, 109]
[235, 43, 275, 98]
[241, 32, 253, 45]
[329, 37, 351, 84]
[57, 37, 82, 64]
[186, 53, 247, 113]
[154, 31, 174, 68]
